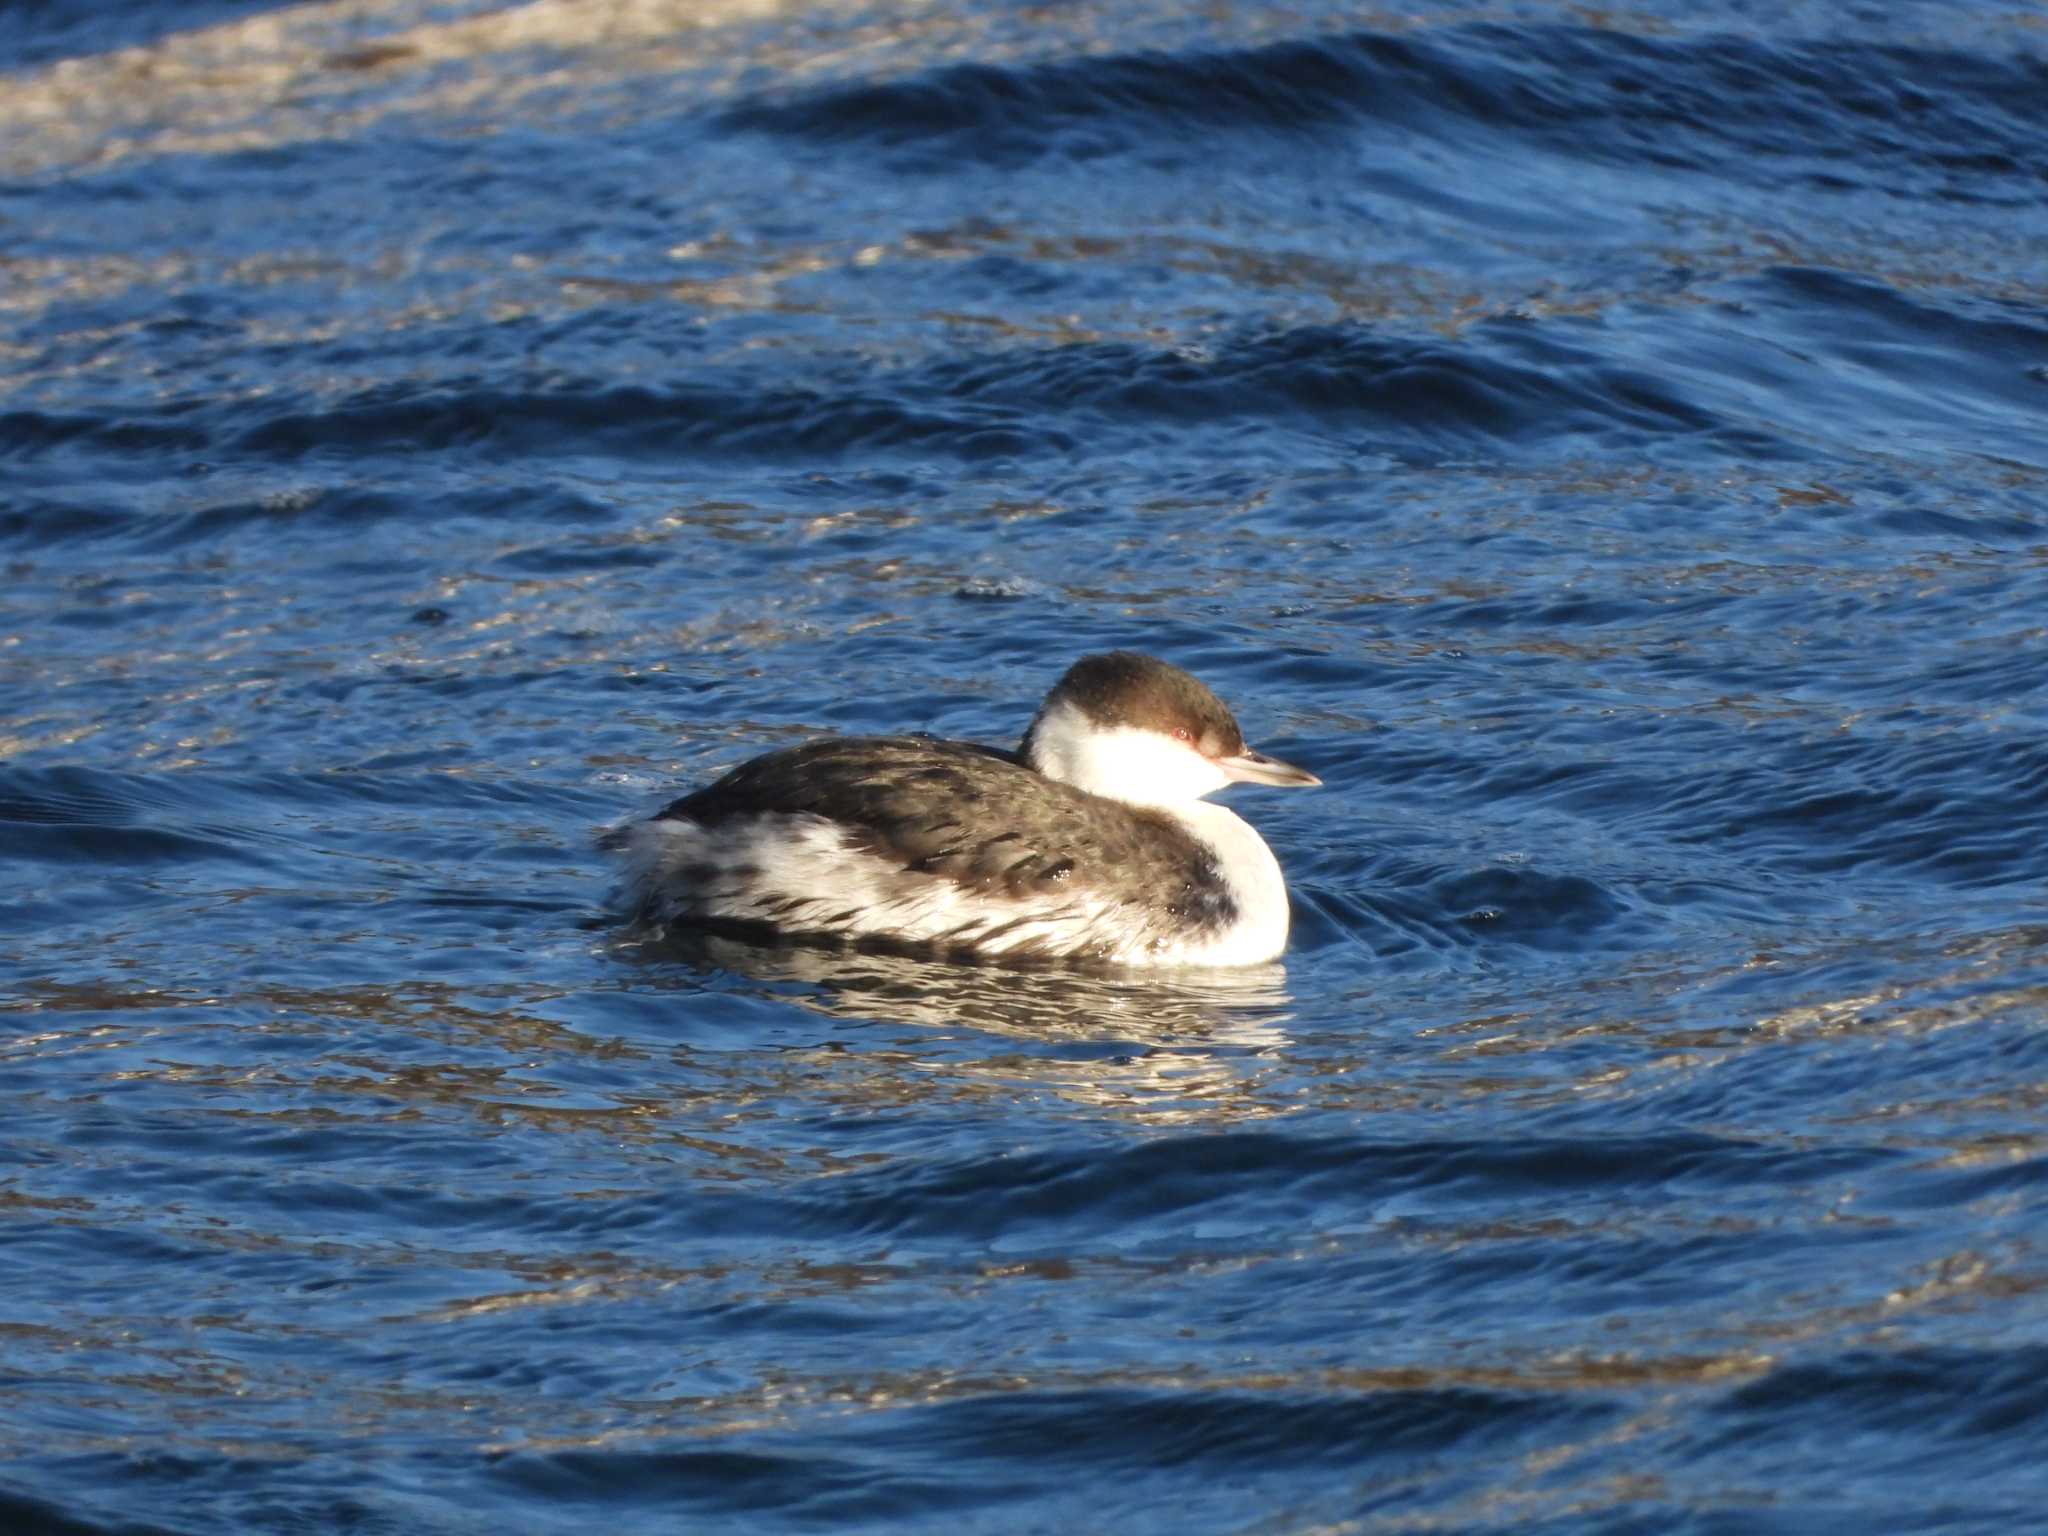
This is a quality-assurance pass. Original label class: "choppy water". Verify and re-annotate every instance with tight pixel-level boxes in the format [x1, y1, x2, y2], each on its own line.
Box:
[5, 0, 2048, 1531]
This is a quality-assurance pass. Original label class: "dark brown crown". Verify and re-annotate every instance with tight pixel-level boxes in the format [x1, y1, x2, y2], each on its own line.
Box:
[1024, 651, 1245, 758]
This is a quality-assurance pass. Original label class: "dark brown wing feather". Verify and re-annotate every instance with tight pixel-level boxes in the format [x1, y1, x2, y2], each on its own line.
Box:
[656, 735, 1236, 925]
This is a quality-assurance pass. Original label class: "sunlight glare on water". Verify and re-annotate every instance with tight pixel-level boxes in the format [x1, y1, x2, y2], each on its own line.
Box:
[3, 0, 2048, 1531]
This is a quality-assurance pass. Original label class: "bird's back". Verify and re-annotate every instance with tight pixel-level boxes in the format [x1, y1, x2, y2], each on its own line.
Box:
[620, 734, 1241, 960]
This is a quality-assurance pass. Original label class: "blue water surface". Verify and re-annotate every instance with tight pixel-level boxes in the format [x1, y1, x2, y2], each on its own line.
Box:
[3, 0, 2047, 1531]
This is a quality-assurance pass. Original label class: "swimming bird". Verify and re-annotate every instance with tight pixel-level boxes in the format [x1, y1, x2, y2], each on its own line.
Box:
[612, 651, 1320, 965]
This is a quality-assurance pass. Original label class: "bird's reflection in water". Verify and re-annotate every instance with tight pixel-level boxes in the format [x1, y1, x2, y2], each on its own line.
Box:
[619, 929, 1300, 1122]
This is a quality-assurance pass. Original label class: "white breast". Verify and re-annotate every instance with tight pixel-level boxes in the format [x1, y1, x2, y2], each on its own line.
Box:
[1145, 800, 1292, 966]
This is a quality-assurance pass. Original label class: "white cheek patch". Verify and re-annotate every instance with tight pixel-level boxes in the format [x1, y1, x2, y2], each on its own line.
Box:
[1026, 702, 1229, 807]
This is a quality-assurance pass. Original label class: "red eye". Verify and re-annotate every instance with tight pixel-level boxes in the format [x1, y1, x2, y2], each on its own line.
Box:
[1172, 727, 1193, 743]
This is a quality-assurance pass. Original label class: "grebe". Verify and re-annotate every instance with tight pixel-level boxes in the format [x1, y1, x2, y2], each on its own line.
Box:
[611, 651, 1320, 966]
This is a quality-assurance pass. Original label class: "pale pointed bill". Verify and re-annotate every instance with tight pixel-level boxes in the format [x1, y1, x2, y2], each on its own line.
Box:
[1216, 749, 1321, 788]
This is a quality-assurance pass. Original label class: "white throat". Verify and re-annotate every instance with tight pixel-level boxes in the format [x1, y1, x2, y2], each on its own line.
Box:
[1024, 699, 1291, 963]
[1025, 698, 1230, 808]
